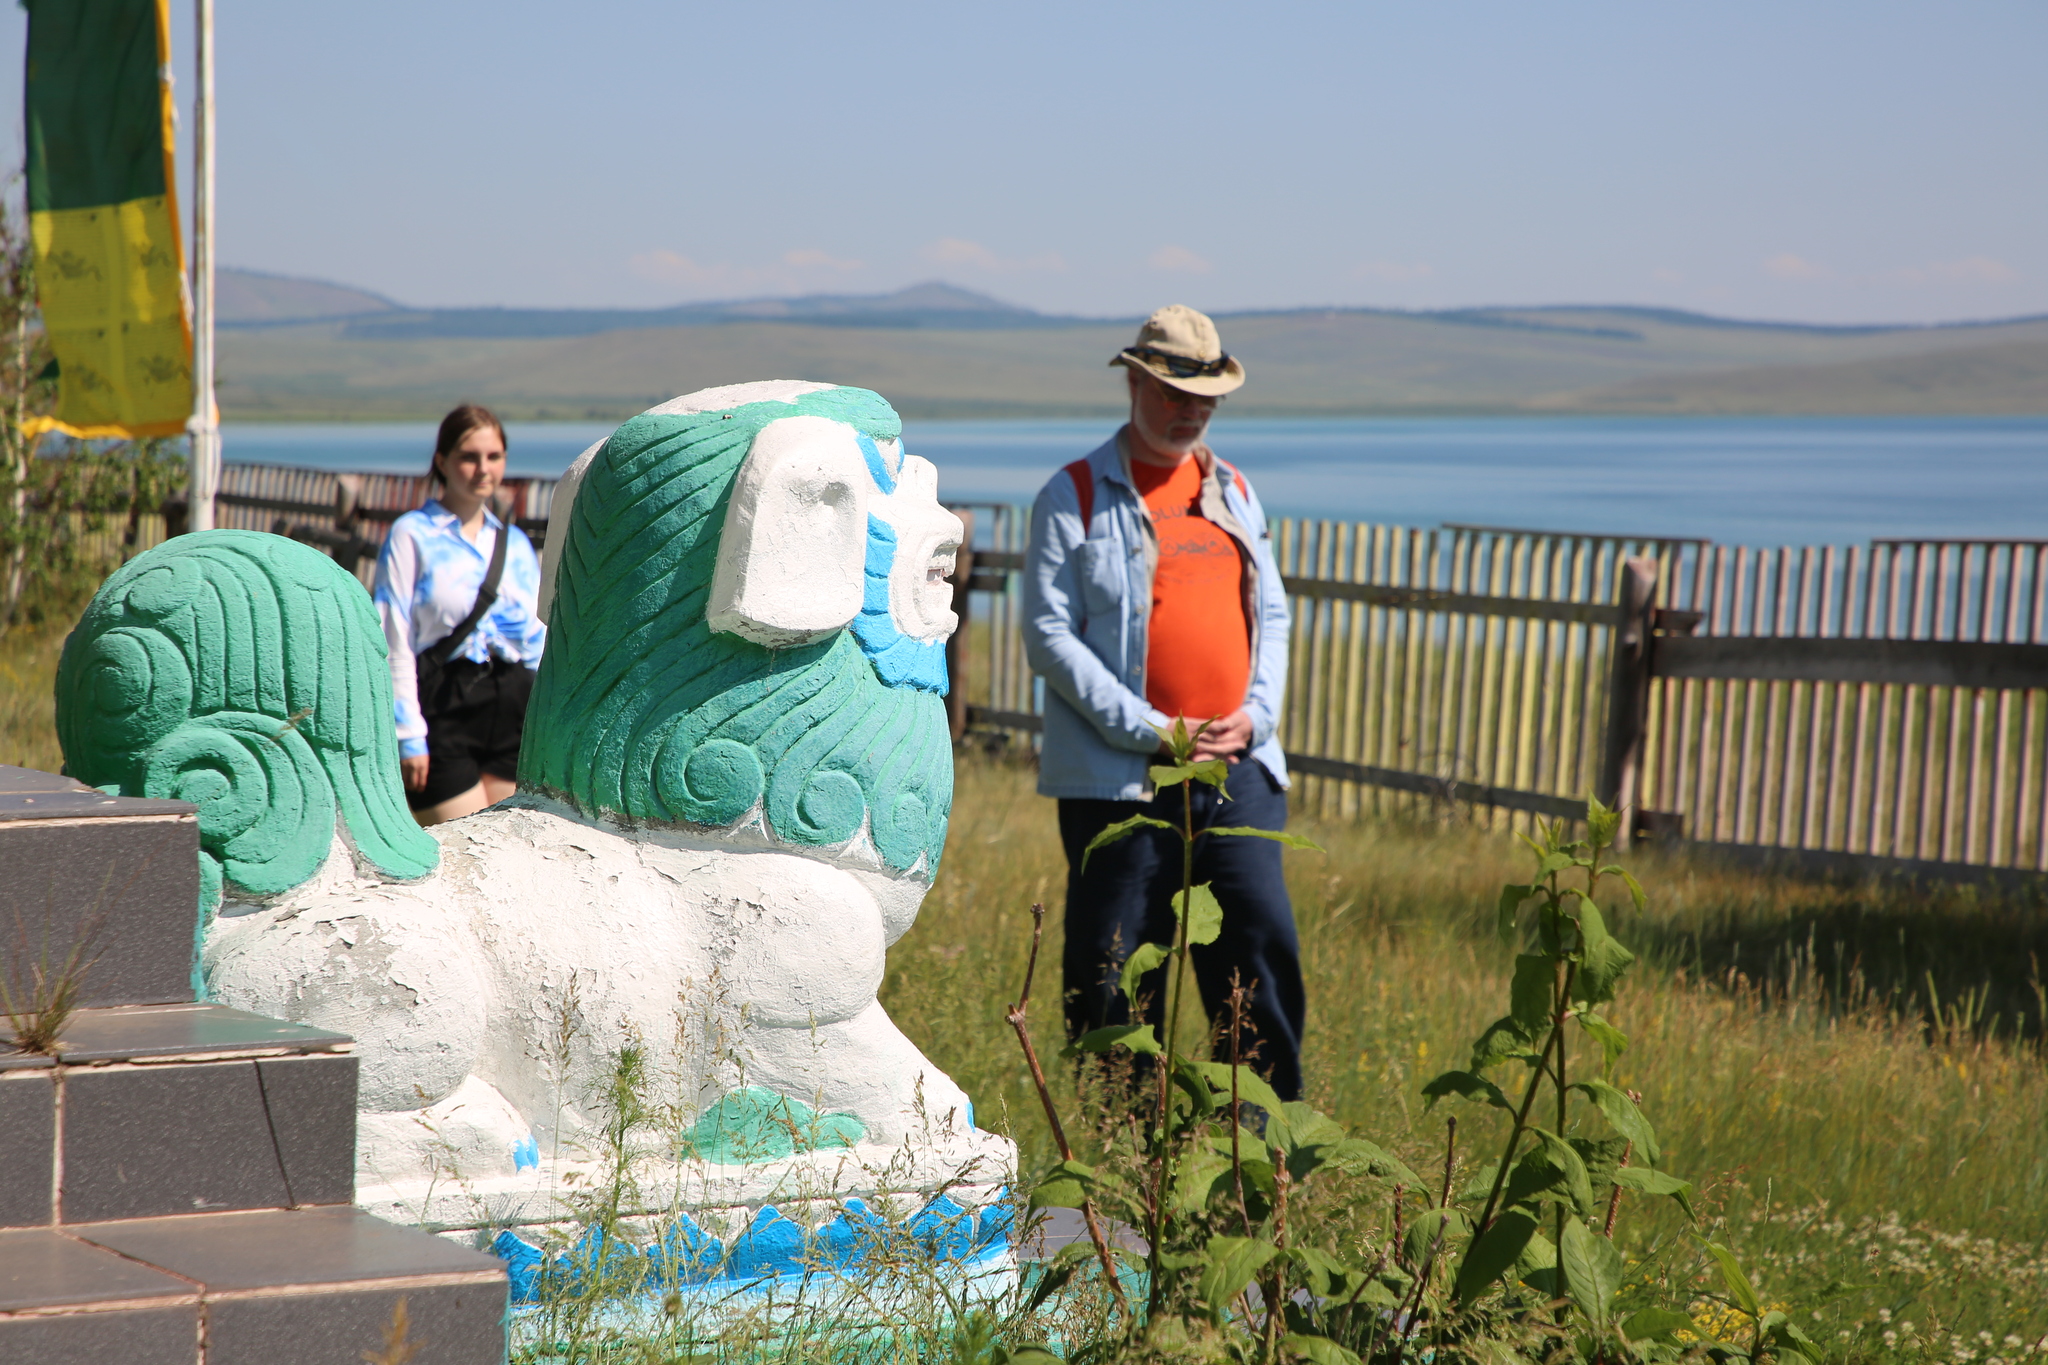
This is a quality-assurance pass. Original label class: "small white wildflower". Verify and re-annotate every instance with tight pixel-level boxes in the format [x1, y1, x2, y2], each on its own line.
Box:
[2005, 1338, 2023, 1350]
[1886, 1332, 1899, 1347]
[1881, 1310, 1894, 1324]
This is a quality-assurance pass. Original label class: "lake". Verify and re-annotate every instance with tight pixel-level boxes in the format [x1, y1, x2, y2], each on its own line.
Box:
[218, 415, 2048, 549]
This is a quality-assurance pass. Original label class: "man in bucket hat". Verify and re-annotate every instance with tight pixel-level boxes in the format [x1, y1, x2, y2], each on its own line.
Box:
[1021, 305, 1304, 1100]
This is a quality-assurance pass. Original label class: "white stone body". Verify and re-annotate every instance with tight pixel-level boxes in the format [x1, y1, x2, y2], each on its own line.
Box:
[200, 382, 1012, 1240]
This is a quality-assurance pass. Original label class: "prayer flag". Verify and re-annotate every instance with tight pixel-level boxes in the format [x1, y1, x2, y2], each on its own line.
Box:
[23, 0, 193, 440]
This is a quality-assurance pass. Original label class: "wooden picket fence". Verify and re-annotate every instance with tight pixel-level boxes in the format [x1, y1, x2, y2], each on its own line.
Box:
[96, 466, 2048, 877]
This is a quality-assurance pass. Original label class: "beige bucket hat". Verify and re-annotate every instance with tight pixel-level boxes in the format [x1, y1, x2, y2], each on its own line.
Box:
[1110, 304, 1246, 397]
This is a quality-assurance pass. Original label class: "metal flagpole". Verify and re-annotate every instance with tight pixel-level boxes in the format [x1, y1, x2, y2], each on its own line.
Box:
[187, 0, 218, 532]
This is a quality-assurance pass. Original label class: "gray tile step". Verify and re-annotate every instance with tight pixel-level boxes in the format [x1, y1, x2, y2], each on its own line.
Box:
[0, 764, 200, 1009]
[2, 1006, 359, 1227]
[0, 1209, 508, 1365]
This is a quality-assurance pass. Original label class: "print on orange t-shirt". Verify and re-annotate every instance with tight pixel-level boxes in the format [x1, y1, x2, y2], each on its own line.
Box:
[1133, 455, 1250, 725]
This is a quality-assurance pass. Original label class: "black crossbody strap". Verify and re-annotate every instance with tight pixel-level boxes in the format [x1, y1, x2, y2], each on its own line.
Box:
[421, 514, 511, 668]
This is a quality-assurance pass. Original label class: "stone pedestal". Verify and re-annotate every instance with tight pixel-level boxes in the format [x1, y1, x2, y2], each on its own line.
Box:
[0, 766, 509, 1365]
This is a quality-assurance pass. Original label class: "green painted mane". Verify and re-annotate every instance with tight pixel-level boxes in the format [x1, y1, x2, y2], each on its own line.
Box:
[56, 530, 439, 907]
[522, 386, 952, 876]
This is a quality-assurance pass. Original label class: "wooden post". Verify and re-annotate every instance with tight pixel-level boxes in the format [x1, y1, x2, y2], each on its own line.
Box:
[946, 509, 975, 743]
[1598, 556, 1659, 840]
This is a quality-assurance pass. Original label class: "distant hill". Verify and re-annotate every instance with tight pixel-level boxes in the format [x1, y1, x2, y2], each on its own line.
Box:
[211, 272, 2048, 420]
[1543, 337, 2048, 415]
[217, 268, 399, 324]
[269, 280, 1066, 339]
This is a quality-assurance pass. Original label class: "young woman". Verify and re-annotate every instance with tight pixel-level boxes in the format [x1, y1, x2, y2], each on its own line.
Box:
[373, 404, 546, 826]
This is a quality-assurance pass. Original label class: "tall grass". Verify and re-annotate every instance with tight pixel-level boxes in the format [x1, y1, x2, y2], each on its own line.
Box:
[887, 754, 2048, 1349]
[5, 604, 2043, 1352]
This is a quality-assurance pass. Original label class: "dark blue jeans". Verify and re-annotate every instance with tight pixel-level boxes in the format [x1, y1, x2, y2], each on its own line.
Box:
[1058, 760, 1306, 1101]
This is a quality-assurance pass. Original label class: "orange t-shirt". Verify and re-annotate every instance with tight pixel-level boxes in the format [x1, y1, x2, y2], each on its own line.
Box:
[1132, 456, 1250, 723]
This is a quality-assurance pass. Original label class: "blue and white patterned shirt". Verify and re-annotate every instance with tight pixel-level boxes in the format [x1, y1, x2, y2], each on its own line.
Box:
[373, 500, 546, 758]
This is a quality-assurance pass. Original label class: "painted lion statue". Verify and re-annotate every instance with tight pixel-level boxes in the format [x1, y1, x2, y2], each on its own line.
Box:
[56, 382, 1014, 1268]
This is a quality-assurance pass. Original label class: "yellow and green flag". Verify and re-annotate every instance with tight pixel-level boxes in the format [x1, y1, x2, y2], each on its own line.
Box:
[23, 0, 193, 440]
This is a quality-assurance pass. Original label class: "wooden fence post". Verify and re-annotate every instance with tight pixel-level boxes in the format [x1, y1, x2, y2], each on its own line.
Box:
[1598, 556, 1659, 840]
[946, 509, 975, 743]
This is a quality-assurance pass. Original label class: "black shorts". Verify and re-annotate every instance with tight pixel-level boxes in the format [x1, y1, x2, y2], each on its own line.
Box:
[409, 658, 535, 810]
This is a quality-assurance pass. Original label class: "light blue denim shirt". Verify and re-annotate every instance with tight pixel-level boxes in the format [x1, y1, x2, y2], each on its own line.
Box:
[373, 501, 546, 758]
[1022, 430, 1291, 801]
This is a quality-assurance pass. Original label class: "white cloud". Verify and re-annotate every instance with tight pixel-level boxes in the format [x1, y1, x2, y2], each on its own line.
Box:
[920, 237, 1065, 273]
[1351, 260, 1433, 283]
[1764, 253, 1826, 280]
[1148, 244, 1214, 275]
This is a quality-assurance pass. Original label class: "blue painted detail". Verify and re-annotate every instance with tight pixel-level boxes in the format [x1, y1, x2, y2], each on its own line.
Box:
[492, 1230, 547, 1303]
[727, 1206, 807, 1279]
[964, 1098, 975, 1130]
[856, 432, 897, 495]
[489, 1191, 1014, 1304]
[512, 1135, 540, 1171]
[975, 1197, 1015, 1250]
[648, 1215, 724, 1287]
[908, 1195, 977, 1261]
[850, 515, 948, 694]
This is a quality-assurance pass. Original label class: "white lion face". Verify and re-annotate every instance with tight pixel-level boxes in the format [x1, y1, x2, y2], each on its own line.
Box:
[537, 384, 964, 691]
[867, 439, 964, 646]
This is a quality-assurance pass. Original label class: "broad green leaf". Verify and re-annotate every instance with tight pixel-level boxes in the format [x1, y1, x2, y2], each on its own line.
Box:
[1510, 954, 1557, 1034]
[1273, 1101, 1346, 1153]
[1514, 1228, 1557, 1278]
[1023, 1255, 1078, 1313]
[1080, 814, 1173, 869]
[1600, 865, 1649, 912]
[1281, 1336, 1362, 1365]
[1573, 935, 1636, 1005]
[1622, 1308, 1696, 1344]
[1575, 897, 1612, 951]
[1453, 1209, 1538, 1305]
[1536, 850, 1579, 880]
[1170, 1056, 1224, 1118]
[1585, 797, 1620, 852]
[1767, 1315, 1822, 1362]
[1401, 1208, 1471, 1272]
[1189, 1061, 1287, 1121]
[1172, 1151, 1234, 1214]
[1197, 1235, 1279, 1310]
[1150, 759, 1229, 791]
[1470, 1017, 1542, 1070]
[1504, 1128, 1595, 1216]
[1496, 883, 1535, 946]
[1566, 1135, 1632, 1186]
[1204, 825, 1323, 852]
[1315, 1137, 1422, 1187]
[1173, 883, 1224, 946]
[1558, 1217, 1623, 1329]
[997, 1349, 1066, 1365]
[1028, 1159, 1098, 1210]
[1611, 1166, 1696, 1219]
[1571, 1078, 1660, 1162]
[1063, 1023, 1162, 1057]
[1421, 1069, 1513, 1113]
[1118, 941, 1170, 1006]
[1575, 1011, 1630, 1071]
[1703, 1241, 1761, 1319]
[1281, 1245, 1351, 1299]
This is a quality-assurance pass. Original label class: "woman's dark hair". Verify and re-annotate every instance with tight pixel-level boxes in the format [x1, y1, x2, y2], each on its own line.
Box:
[427, 403, 507, 487]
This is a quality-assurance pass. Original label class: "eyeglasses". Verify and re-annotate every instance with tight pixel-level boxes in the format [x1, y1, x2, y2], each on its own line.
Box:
[1125, 345, 1233, 379]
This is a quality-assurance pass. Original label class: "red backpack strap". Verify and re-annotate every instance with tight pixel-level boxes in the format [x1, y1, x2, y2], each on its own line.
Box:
[1063, 458, 1095, 532]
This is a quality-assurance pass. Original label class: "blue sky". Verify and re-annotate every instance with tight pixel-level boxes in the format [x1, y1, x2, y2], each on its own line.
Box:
[2, 1, 2042, 323]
